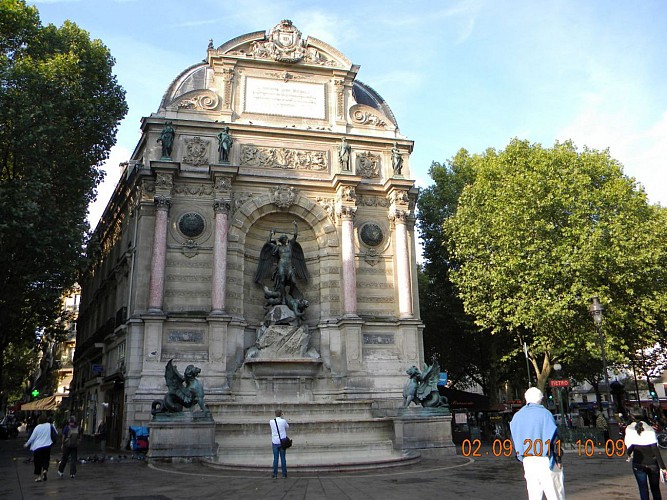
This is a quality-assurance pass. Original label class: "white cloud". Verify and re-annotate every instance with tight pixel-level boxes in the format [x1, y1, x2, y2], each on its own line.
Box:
[558, 105, 667, 206]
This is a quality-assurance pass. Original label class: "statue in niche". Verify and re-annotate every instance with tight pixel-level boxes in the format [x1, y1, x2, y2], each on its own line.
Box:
[151, 359, 207, 415]
[217, 126, 233, 163]
[402, 359, 449, 409]
[255, 221, 309, 314]
[157, 121, 175, 159]
[338, 137, 351, 172]
[391, 142, 403, 176]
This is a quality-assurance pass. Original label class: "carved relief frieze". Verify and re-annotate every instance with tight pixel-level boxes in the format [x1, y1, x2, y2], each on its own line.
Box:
[337, 186, 357, 203]
[350, 104, 387, 128]
[270, 185, 297, 208]
[141, 180, 155, 202]
[170, 90, 220, 111]
[356, 152, 381, 178]
[357, 194, 389, 207]
[233, 192, 254, 213]
[363, 247, 381, 266]
[214, 176, 231, 192]
[266, 70, 307, 82]
[240, 144, 328, 171]
[172, 183, 214, 196]
[222, 68, 234, 108]
[155, 173, 173, 191]
[334, 79, 345, 119]
[182, 136, 210, 166]
[316, 196, 336, 223]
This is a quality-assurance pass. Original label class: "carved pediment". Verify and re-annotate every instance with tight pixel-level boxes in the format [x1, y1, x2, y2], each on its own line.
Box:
[167, 90, 220, 111]
[349, 104, 388, 128]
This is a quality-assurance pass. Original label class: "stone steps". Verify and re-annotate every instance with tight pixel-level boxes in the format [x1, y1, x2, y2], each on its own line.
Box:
[206, 399, 418, 469]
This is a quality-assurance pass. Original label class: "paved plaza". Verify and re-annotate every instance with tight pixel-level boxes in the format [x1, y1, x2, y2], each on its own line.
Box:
[0, 434, 650, 499]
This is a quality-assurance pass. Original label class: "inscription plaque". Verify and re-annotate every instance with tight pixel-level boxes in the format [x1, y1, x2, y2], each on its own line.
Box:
[167, 330, 204, 343]
[245, 77, 325, 119]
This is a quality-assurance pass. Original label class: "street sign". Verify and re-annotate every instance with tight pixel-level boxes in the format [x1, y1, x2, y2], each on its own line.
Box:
[549, 379, 570, 387]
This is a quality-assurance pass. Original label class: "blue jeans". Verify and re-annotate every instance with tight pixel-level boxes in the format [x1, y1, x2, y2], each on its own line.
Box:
[272, 443, 287, 477]
[632, 464, 662, 500]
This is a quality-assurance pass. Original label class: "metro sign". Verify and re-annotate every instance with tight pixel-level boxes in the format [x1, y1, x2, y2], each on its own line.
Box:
[549, 379, 570, 387]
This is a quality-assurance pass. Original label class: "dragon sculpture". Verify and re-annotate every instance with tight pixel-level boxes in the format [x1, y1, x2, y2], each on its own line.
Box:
[151, 359, 206, 415]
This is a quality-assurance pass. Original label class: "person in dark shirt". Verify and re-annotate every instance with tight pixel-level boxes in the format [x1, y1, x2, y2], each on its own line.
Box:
[625, 419, 666, 500]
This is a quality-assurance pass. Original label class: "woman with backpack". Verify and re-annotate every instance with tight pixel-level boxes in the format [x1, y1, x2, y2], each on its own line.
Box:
[57, 416, 80, 478]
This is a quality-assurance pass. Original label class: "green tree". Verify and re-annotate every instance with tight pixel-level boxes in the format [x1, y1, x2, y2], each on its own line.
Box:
[418, 151, 520, 400]
[0, 0, 127, 410]
[445, 139, 667, 392]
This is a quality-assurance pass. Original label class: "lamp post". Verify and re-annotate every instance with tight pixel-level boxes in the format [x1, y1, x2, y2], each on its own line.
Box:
[553, 363, 566, 424]
[589, 296, 614, 423]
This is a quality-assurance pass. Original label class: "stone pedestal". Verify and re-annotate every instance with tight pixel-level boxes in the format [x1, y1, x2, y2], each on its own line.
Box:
[147, 412, 217, 462]
[393, 408, 456, 457]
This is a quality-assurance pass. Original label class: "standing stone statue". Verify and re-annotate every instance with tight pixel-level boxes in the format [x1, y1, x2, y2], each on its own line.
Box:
[217, 126, 233, 163]
[157, 121, 175, 159]
[338, 137, 351, 172]
[391, 142, 403, 176]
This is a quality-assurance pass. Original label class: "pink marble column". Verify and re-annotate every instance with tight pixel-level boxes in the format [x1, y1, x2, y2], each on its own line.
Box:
[340, 207, 357, 316]
[393, 211, 413, 318]
[211, 200, 230, 313]
[148, 196, 170, 312]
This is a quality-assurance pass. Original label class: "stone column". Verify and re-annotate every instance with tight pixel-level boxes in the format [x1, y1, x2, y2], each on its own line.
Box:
[148, 195, 170, 312]
[392, 210, 413, 318]
[211, 199, 231, 313]
[339, 206, 358, 317]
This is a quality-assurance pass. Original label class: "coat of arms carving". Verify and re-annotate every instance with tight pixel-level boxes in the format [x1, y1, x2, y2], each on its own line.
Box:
[270, 185, 297, 208]
[183, 136, 209, 166]
[268, 20, 305, 63]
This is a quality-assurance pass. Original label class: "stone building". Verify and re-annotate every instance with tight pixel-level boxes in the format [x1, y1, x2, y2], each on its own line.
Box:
[72, 20, 425, 462]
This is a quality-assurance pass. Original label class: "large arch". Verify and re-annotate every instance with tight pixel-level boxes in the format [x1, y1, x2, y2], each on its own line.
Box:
[227, 193, 341, 324]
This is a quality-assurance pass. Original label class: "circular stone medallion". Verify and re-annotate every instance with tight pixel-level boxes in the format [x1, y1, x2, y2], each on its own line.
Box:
[178, 212, 205, 238]
[360, 223, 384, 247]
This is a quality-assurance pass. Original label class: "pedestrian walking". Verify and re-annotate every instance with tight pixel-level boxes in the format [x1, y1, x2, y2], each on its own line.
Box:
[510, 387, 564, 500]
[597, 411, 610, 443]
[625, 418, 667, 500]
[57, 416, 80, 478]
[24, 414, 53, 482]
[270, 409, 289, 479]
[96, 418, 107, 456]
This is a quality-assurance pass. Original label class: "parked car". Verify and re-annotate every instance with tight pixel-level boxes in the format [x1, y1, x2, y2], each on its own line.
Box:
[0, 414, 20, 439]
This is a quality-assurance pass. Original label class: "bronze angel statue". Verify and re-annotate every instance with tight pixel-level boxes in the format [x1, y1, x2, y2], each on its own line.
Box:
[254, 221, 309, 309]
[402, 359, 448, 409]
[151, 359, 206, 415]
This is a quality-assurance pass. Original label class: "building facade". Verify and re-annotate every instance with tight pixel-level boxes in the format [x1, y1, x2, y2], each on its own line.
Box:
[72, 20, 422, 449]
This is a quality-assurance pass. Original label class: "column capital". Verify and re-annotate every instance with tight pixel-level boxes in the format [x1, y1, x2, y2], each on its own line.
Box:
[154, 195, 171, 211]
[214, 199, 232, 214]
[337, 205, 357, 220]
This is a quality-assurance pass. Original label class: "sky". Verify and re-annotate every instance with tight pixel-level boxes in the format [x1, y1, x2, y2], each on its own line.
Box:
[28, 0, 667, 229]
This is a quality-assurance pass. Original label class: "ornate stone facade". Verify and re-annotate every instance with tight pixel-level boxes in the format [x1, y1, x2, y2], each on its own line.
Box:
[73, 20, 424, 466]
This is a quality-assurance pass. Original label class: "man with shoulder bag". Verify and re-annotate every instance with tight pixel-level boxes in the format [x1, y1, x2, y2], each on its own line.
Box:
[270, 409, 290, 479]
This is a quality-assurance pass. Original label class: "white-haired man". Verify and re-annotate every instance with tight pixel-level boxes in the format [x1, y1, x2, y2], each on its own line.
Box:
[510, 387, 564, 499]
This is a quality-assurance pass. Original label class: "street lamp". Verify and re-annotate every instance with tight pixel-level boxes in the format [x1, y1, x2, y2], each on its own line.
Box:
[553, 363, 563, 423]
[589, 296, 614, 423]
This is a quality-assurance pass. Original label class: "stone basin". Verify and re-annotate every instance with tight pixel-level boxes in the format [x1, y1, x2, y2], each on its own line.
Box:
[244, 358, 322, 378]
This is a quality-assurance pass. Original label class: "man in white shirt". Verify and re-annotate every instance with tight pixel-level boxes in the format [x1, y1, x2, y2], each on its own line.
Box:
[270, 409, 289, 478]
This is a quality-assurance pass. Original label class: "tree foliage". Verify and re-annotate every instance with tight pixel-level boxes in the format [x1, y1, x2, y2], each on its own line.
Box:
[418, 151, 523, 400]
[0, 0, 127, 410]
[444, 139, 667, 392]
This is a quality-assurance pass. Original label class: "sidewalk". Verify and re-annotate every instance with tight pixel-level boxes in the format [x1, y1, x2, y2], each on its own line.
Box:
[0, 434, 647, 499]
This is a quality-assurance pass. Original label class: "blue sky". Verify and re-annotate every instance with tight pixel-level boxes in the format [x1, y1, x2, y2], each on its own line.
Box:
[29, 0, 667, 228]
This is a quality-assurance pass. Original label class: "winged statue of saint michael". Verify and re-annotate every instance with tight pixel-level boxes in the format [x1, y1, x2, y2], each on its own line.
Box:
[254, 221, 310, 308]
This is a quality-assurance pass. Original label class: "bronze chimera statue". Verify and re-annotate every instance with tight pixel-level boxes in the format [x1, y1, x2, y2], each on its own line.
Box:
[151, 359, 206, 415]
[402, 360, 448, 408]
